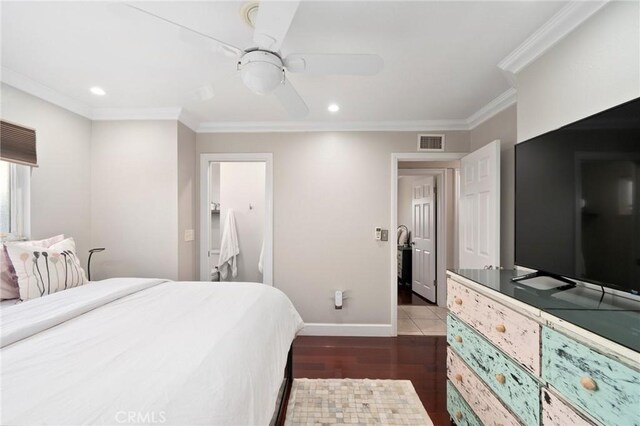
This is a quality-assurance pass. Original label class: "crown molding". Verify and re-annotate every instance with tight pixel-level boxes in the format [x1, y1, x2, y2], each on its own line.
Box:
[465, 88, 517, 129]
[1, 67, 93, 119]
[196, 119, 470, 133]
[2, 68, 515, 133]
[177, 110, 200, 132]
[498, 0, 609, 78]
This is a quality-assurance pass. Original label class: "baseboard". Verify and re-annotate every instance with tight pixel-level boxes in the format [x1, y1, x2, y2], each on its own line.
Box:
[299, 323, 393, 337]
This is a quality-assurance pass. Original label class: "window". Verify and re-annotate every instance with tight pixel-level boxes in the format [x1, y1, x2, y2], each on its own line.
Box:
[0, 160, 30, 238]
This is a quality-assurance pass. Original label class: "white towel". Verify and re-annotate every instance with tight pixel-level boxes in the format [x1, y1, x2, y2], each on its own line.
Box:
[218, 209, 240, 280]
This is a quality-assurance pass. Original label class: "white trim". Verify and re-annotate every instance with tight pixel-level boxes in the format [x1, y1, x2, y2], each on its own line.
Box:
[298, 323, 393, 337]
[197, 119, 469, 133]
[3, 68, 515, 132]
[199, 153, 274, 285]
[92, 107, 182, 121]
[466, 88, 517, 129]
[498, 1, 609, 77]
[1, 67, 93, 118]
[178, 110, 200, 132]
[391, 152, 466, 336]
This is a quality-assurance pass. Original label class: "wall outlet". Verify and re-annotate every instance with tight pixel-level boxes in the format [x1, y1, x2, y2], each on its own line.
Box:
[184, 229, 195, 242]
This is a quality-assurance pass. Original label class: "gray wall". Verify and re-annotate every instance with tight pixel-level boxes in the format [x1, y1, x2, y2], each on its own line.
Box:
[197, 131, 470, 325]
[177, 123, 197, 281]
[91, 120, 179, 280]
[517, 1, 640, 142]
[470, 104, 517, 268]
[0, 84, 92, 265]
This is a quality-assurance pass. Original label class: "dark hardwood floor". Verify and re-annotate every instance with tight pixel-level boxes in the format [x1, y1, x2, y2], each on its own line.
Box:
[292, 335, 453, 426]
[398, 284, 433, 306]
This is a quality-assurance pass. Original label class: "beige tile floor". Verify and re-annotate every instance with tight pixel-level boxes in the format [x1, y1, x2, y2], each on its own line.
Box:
[397, 305, 448, 335]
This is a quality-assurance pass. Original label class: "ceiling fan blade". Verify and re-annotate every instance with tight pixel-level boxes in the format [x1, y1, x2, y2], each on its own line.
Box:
[112, 3, 243, 57]
[273, 78, 308, 119]
[284, 54, 384, 75]
[253, 0, 300, 52]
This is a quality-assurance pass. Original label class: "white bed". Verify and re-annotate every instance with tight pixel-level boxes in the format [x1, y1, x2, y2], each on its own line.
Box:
[0, 278, 304, 425]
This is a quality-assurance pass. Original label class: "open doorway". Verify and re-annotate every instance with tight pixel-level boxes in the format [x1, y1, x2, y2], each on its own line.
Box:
[391, 152, 465, 336]
[199, 153, 273, 284]
[396, 163, 459, 335]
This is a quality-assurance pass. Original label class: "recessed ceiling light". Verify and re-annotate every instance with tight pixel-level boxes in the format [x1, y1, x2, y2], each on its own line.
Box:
[328, 103, 340, 113]
[90, 87, 106, 96]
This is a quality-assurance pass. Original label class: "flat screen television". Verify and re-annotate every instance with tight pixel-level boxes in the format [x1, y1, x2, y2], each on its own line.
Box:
[515, 97, 640, 295]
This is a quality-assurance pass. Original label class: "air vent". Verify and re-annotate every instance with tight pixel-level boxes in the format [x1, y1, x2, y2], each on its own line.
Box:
[417, 134, 444, 151]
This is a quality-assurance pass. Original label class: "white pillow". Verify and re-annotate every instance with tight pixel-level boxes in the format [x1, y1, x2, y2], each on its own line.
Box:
[6, 238, 87, 301]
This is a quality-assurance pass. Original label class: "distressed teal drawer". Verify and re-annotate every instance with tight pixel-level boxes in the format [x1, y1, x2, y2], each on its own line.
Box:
[542, 327, 640, 426]
[447, 380, 481, 426]
[448, 313, 540, 426]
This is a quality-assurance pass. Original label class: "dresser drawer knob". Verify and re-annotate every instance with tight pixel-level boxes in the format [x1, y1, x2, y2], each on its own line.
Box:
[495, 324, 506, 333]
[454, 335, 463, 343]
[580, 377, 598, 391]
[454, 373, 463, 382]
[454, 297, 463, 305]
[495, 373, 506, 384]
[454, 411, 463, 420]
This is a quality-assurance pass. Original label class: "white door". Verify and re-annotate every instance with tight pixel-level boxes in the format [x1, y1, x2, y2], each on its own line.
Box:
[412, 176, 436, 302]
[459, 140, 501, 269]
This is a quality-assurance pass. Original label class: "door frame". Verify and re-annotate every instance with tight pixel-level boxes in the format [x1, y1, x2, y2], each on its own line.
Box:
[402, 169, 445, 304]
[199, 153, 274, 285]
[391, 152, 465, 336]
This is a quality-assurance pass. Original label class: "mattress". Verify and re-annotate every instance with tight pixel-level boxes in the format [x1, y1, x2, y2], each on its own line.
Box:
[0, 278, 304, 425]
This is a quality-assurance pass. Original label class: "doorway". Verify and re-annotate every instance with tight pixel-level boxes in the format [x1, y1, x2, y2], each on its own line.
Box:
[199, 153, 273, 284]
[391, 152, 465, 336]
[396, 165, 459, 335]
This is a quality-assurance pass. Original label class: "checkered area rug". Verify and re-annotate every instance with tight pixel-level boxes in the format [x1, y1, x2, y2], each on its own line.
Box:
[284, 378, 434, 425]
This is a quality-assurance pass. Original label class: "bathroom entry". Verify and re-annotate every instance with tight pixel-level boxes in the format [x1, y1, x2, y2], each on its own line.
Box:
[200, 154, 273, 285]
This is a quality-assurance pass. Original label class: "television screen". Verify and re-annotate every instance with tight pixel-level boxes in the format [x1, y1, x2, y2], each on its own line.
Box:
[515, 98, 640, 294]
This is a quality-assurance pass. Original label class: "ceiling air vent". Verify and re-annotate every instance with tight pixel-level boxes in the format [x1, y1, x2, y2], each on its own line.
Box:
[417, 134, 445, 151]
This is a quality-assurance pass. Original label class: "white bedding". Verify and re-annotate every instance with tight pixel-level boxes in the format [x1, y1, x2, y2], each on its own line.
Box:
[0, 278, 304, 425]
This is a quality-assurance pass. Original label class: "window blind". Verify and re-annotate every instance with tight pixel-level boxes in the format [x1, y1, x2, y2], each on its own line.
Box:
[0, 120, 38, 167]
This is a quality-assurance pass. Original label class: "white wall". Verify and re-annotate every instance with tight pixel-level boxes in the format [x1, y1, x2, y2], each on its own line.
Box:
[219, 162, 265, 283]
[197, 131, 470, 326]
[177, 123, 197, 281]
[470, 104, 517, 268]
[517, 1, 640, 142]
[0, 84, 92, 264]
[91, 120, 179, 280]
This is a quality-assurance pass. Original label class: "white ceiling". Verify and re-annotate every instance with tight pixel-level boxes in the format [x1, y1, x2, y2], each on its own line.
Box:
[1, 1, 567, 127]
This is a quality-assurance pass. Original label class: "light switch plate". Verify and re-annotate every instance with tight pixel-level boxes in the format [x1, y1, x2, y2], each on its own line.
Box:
[184, 229, 195, 242]
[381, 229, 389, 241]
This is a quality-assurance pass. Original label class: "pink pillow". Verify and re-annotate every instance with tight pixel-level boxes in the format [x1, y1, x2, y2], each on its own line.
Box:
[1, 246, 19, 299]
[0, 234, 65, 300]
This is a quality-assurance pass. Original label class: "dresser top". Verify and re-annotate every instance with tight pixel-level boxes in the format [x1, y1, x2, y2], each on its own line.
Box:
[450, 269, 640, 353]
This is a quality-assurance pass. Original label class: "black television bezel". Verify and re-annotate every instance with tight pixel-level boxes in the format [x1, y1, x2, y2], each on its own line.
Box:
[514, 97, 640, 295]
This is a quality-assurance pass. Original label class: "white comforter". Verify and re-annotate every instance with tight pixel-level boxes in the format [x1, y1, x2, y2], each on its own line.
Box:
[0, 278, 304, 426]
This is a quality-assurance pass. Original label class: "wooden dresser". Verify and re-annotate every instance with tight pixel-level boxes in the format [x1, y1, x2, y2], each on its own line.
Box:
[446, 269, 640, 426]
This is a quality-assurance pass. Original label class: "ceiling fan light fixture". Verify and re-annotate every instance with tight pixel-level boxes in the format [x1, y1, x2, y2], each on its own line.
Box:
[240, 50, 284, 95]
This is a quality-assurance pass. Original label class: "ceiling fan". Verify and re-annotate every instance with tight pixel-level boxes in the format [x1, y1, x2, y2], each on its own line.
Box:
[115, 1, 384, 118]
